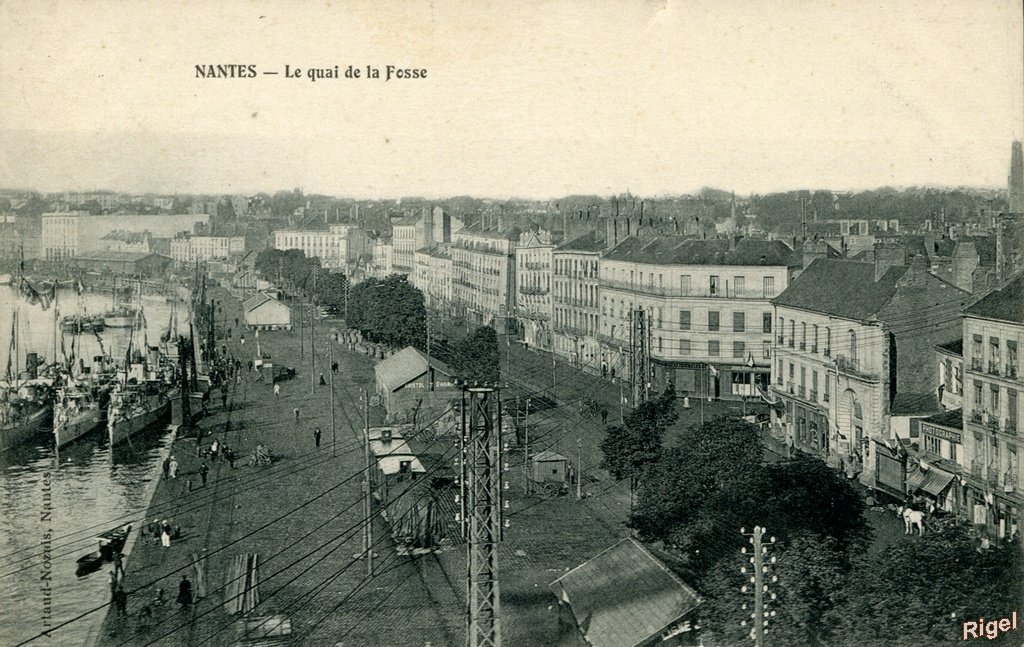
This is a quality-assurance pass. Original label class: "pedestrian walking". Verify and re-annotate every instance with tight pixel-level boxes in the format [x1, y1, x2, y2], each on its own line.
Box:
[314, 427, 322, 448]
[199, 462, 209, 486]
[331, 361, 338, 374]
[601, 408, 609, 425]
[178, 575, 193, 608]
[221, 390, 228, 409]
[162, 456, 170, 479]
[319, 372, 326, 386]
[228, 447, 236, 468]
[161, 527, 172, 548]
[210, 440, 220, 461]
[113, 551, 125, 579]
[274, 383, 281, 397]
[109, 568, 119, 599]
[168, 457, 179, 479]
[219, 444, 228, 463]
[293, 407, 300, 420]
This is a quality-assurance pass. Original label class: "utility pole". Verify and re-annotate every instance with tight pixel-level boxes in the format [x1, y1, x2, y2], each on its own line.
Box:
[576, 438, 582, 500]
[310, 303, 315, 396]
[299, 299, 304, 358]
[329, 340, 336, 457]
[551, 352, 556, 392]
[523, 398, 530, 495]
[741, 526, 777, 647]
[363, 389, 373, 576]
[463, 386, 504, 647]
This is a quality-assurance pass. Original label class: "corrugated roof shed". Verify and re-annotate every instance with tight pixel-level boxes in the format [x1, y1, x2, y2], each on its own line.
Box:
[772, 259, 908, 320]
[965, 272, 1024, 324]
[374, 346, 453, 394]
[550, 538, 702, 647]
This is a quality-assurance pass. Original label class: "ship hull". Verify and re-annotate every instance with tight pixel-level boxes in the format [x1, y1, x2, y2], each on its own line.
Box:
[1, 407, 53, 452]
[107, 398, 170, 446]
[103, 316, 134, 328]
[54, 407, 103, 448]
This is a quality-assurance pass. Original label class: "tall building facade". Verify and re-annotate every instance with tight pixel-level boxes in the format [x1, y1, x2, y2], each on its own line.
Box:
[514, 229, 555, 350]
[552, 232, 605, 370]
[1009, 140, 1024, 214]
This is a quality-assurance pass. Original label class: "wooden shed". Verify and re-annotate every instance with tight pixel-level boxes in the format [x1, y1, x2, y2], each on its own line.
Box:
[243, 292, 292, 331]
[531, 450, 569, 484]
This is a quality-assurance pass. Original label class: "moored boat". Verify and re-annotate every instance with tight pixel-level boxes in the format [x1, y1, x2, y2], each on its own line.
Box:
[0, 395, 53, 452]
[53, 380, 111, 448]
[75, 524, 132, 578]
[103, 306, 137, 328]
[107, 380, 171, 446]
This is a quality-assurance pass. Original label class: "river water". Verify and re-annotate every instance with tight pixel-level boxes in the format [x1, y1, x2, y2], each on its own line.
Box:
[0, 286, 187, 645]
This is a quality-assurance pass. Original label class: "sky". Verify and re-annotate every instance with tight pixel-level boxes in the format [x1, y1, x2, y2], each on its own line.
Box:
[0, 0, 1022, 199]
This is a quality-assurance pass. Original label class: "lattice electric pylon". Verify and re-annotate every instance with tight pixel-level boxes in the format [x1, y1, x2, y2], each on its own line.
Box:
[462, 386, 505, 647]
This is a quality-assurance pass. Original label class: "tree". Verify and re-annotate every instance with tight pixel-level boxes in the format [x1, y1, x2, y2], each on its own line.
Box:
[315, 272, 349, 311]
[450, 325, 499, 384]
[600, 384, 679, 504]
[828, 524, 1023, 647]
[347, 274, 426, 349]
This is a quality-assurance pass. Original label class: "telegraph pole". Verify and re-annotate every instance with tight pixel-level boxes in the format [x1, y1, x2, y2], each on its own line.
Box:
[523, 398, 531, 495]
[576, 438, 582, 500]
[464, 386, 504, 647]
[310, 303, 315, 396]
[741, 526, 777, 647]
[329, 340, 336, 457]
[363, 389, 373, 576]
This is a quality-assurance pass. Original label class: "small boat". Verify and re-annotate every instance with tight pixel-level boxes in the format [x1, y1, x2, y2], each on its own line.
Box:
[103, 306, 137, 328]
[75, 524, 132, 578]
[53, 381, 111, 448]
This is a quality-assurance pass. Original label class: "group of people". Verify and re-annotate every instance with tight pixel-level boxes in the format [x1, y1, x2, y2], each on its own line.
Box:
[208, 439, 237, 468]
[145, 519, 179, 548]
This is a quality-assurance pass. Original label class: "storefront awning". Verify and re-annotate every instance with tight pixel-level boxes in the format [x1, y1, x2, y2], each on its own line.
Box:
[906, 466, 956, 497]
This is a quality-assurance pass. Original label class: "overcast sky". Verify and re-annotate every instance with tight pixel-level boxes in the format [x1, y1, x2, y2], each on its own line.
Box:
[1, 0, 1021, 199]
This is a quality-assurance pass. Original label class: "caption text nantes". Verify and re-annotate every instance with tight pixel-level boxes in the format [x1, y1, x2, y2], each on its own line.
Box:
[195, 64, 426, 82]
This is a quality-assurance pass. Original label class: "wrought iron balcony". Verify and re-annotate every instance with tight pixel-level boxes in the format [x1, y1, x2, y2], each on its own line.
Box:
[1005, 418, 1018, 435]
[834, 355, 879, 382]
[970, 459, 984, 479]
[970, 410, 984, 424]
[970, 357, 983, 371]
[988, 362, 1001, 376]
[809, 389, 818, 401]
[1007, 365, 1019, 379]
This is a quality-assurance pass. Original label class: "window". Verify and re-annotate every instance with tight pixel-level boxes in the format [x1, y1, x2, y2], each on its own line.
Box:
[788, 320, 795, 347]
[789, 362, 794, 381]
[709, 275, 718, 296]
[733, 341, 745, 358]
[812, 325, 819, 353]
[733, 312, 746, 332]
[1008, 389, 1018, 428]
[991, 385, 1000, 415]
[950, 442, 957, 463]
[763, 276, 775, 298]
[848, 330, 858, 364]
[658, 337, 663, 353]
[800, 322, 807, 350]
[777, 358, 784, 384]
[1009, 341, 1019, 377]
[679, 339, 692, 356]
[734, 276, 745, 296]
[763, 340, 771, 359]
[679, 310, 691, 330]
[656, 308, 663, 329]
[708, 340, 720, 356]
[924, 435, 942, 455]
[825, 327, 832, 356]
[680, 275, 691, 295]
[972, 334, 983, 369]
[800, 366, 806, 388]
[763, 313, 772, 333]
[824, 374, 831, 402]
[973, 380, 983, 407]
[708, 311, 720, 332]
[990, 337, 1001, 373]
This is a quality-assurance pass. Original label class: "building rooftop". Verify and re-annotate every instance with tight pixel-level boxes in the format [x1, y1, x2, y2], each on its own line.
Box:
[921, 408, 964, 430]
[556, 231, 606, 253]
[935, 338, 963, 356]
[71, 251, 169, 263]
[456, 222, 522, 241]
[415, 246, 451, 259]
[550, 538, 702, 647]
[964, 272, 1024, 324]
[890, 392, 940, 416]
[392, 215, 422, 227]
[603, 236, 798, 267]
[772, 259, 909, 320]
[374, 346, 453, 394]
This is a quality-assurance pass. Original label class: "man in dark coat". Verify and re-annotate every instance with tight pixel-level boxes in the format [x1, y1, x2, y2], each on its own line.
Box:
[314, 427, 322, 449]
[178, 575, 193, 608]
[199, 463, 209, 486]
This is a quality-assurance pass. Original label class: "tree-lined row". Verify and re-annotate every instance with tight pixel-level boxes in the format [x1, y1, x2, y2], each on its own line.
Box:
[601, 408, 1021, 646]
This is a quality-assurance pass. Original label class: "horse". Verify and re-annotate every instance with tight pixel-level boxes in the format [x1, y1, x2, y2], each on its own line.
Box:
[897, 506, 925, 535]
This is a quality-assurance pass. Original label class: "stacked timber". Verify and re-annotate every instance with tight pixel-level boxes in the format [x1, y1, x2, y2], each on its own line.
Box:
[224, 553, 261, 615]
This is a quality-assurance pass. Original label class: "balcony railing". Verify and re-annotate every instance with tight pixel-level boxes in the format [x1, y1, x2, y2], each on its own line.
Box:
[970, 460, 984, 479]
[970, 358, 983, 371]
[1004, 472, 1019, 493]
[799, 342, 806, 351]
[797, 385, 806, 399]
[970, 410, 983, 424]
[986, 417, 1000, 432]
[823, 392, 830, 403]
[1008, 365, 1019, 379]
[834, 355, 879, 382]
[988, 362, 1001, 376]
[809, 389, 818, 401]
[777, 335, 784, 345]
[554, 324, 591, 338]
[1005, 418, 1018, 434]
